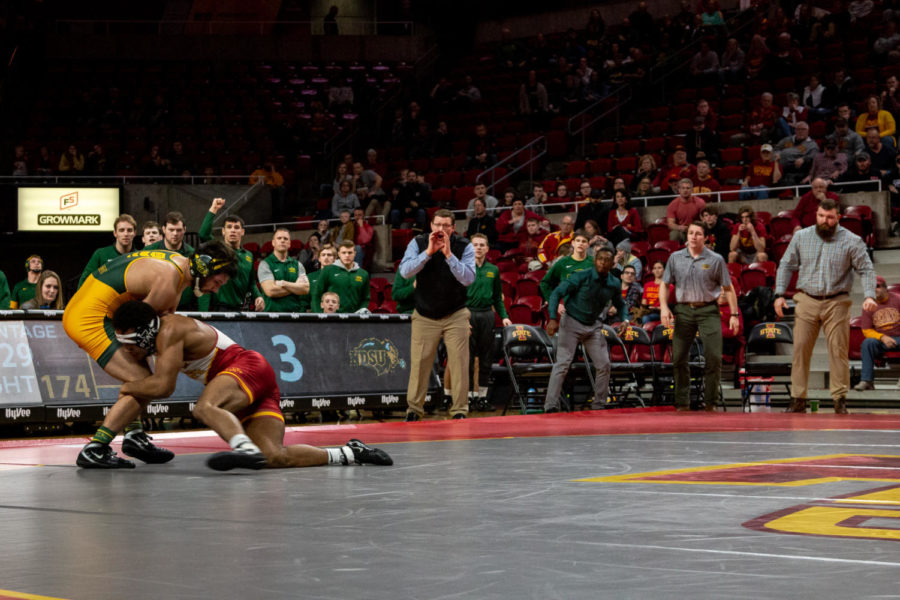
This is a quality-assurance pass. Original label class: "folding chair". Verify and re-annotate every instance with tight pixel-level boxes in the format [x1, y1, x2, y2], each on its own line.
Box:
[740, 322, 794, 412]
[602, 324, 651, 407]
[501, 324, 556, 415]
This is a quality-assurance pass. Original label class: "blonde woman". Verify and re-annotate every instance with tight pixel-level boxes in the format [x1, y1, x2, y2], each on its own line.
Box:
[21, 270, 65, 310]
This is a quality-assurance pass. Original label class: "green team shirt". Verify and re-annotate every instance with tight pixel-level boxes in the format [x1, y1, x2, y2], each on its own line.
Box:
[466, 261, 509, 318]
[11, 280, 36, 309]
[258, 253, 306, 312]
[143, 240, 200, 310]
[0, 270, 11, 309]
[304, 269, 324, 312]
[391, 273, 415, 314]
[78, 244, 131, 288]
[539, 254, 593, 300]
[312, 263, 370, 313]
[198, 212, 259, 309]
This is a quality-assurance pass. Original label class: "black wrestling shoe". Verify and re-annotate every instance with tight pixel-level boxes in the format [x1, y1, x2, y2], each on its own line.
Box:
[206, 448, 268, 471]
[451, 413, 466, 419]
[347, 439, 393, 466]
[405, 412, 421, 422]
[121, 430, 175, 464]
[76, 443, 136, 469]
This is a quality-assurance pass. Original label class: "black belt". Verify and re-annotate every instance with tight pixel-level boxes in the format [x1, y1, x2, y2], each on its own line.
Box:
[801, 291, 846, 301]
[681, 301, 716, 308]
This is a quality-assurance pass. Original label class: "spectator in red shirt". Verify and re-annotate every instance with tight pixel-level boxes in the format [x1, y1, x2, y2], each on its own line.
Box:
[692, 159, 722, 201]
[728, 206, 768, 264]
[639, 260, 673, 325]
[854, 276, 900, 390]
[606, 189, 643, 245]
[666, 178, 706, 241]
[718, 289, 744, 339]
[792, 177, 840, 232]
[654, 146, 696, 190]
[537, 214, 575, 264]
[518, 217, 548, 259]
[496, 198, 541, 251]
[740, 144, 782, 200]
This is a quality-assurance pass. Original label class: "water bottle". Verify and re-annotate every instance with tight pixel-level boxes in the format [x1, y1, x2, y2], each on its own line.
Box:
[810, 399, 819, 413]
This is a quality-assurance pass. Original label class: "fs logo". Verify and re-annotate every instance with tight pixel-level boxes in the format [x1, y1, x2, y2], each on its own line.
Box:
[60, 192, 79, 210]
[350, 338, 407, 376]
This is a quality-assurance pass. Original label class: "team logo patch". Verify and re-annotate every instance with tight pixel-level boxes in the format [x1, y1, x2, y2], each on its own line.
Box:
[759, 323, 782, 339]
[349, 338, 406, 375]
[511, 326, 532, 342]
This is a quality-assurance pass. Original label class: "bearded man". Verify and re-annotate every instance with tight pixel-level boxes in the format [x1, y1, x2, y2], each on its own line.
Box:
[774, 199, 876, 414]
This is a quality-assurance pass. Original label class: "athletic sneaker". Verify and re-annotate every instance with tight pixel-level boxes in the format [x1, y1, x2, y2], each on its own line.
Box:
[121, 431, 175, 464]
[206, 449, 268, 471]
[346, 439, 393, 466]
[76, 442, 136, 469]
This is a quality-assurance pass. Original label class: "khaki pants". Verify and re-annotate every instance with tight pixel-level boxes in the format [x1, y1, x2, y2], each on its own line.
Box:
[791, 292, 852, 401]
[407, 308, 470, 417]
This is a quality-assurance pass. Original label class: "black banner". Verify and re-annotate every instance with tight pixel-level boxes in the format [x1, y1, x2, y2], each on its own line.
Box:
[0, 311, 431, 423]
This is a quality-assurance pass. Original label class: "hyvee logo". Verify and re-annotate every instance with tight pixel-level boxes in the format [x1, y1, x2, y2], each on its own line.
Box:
[60, 191, 78, 210]
[347, 396, 366, 407]
[146, 403, 169, 415]
[312, 398, 331, 409]
[4, 407, 31, 420]
[56, 408, 81, 419]
[380, 394, 400, 405]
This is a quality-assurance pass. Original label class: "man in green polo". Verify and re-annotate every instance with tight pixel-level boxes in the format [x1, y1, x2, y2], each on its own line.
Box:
[539, 230, 592, 301]
[544, 247, 625, 413]
[77, 214, 137, 288]
[467, 233, 512, 408]
[312, 240, 370, 313]
[257, 228, 308, 312]
[198, 197, 264, 311]
[143, 211, 198, 310]
[659, 221, 739, 412]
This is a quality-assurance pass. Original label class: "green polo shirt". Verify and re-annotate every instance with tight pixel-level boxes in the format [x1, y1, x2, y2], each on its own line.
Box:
[539, 254, 592, 300]
[312, 262, 370, 313]
[10, 280, 36, 309]
[466, 261, 509, 318]
[143, 239, 200, 310]
[391, 273, 415, 314]
[258, 253, 306, 312]
[0, 270, 10, 309]
[198, 212, 259, 310]
[78, 244, 130, 288]
[548, 268, 623, 326]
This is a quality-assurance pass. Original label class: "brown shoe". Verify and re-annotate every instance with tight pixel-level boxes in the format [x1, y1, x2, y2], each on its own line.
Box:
[676, 405, 691, 412]
[785, 398, 807, 413]
[834, 397, 849, 414]
[704, 402, 717, 412]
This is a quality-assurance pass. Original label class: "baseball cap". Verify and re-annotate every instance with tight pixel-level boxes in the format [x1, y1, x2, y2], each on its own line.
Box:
[760, 144, 773, 152]
[877, 275, 887, 286]
[856, 151, 871, 161]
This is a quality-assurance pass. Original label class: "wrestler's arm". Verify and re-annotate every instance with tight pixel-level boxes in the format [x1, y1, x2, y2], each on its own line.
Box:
[120, 332, 184, 400]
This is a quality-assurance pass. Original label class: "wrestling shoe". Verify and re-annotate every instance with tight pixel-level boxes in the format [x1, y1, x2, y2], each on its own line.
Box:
[207, 448, 268, 471]
[121, 430, 175, 464]
[76, 442, 136, 469]
[346, 439, 393, 466]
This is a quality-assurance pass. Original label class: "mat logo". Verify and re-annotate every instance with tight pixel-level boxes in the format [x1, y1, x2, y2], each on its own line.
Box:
[56, 408, 80, 419]
[312, 398, 331, 409]
[347, 396, 366, 407]
[280, 399, 295, 409]
[380, 394, 400, 406]
[146, 403, 169, 415]
[349, 338, 406, 375]
[579, 454, 900, 542]
[4, 407, 31, 420]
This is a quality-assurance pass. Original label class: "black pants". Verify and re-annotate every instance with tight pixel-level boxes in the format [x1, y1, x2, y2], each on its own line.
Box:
[468, 308, 495, 391]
